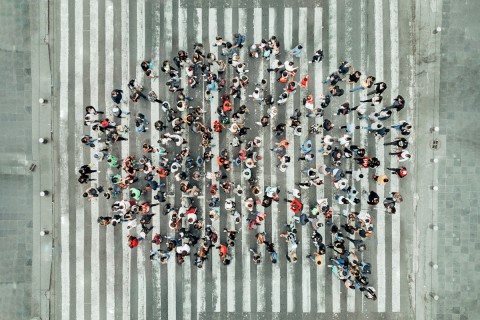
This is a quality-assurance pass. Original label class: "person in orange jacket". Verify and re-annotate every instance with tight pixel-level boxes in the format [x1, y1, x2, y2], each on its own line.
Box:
[301, 75, 310, 87]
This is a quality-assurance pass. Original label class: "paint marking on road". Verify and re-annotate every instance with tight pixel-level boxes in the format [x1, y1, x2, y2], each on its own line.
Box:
[75, 0, 85, 319]
[59, 0, 70, 317]
[252, 6, 266, 313]
[268, 7, 282, 313]
[283, 6, 296, 313]
[89, 0, 100, 318]
[389, 0, 401, 312]
[104, 2, 116, 320]
[150, 1, 162, 317]
[327, 0, 341, 313]
[297, 6, 311, 313]
[359, 0, 369, 312]
[162, 2, 177, 319]
[195, 7, 209, 315]
[313, 6, 325, 313]
[343, 0, 356, 313]
[374, 0, 386, 313]
[120, 1, 132, 320]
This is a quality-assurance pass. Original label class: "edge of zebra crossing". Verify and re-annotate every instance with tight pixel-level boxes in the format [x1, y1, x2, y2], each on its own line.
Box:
[59, 0, 70, 317]
[389, 0, 402, 312]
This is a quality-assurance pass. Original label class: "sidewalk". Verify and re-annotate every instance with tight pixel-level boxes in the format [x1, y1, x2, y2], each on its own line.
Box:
[29, 0, 55, 319]
[0, 0, 36, 319]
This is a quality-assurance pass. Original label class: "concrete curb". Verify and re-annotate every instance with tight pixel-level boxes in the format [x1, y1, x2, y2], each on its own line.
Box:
[30, 0, 54, 319]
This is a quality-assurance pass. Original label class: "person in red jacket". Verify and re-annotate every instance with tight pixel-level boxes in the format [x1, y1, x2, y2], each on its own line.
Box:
[128, 235, 139, 248]
[288, 198, 303, 214]
[387, 166, 408, 178]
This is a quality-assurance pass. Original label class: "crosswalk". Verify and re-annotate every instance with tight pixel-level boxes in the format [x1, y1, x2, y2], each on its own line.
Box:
[55, 1, 415, 319]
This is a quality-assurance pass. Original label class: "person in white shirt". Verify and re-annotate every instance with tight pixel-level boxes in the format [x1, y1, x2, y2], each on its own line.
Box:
[249, 88, 262, 101]
[286, 188, 301, 199]
[334, 178, 349, 191]
[176, 243, 191, 255]
[277, 91, 289, 105]
[322, 135, 335, 147]
[390, 149, 412, 162]
[225, 198, 236, 211]
[236, 62, 249, 74]
[338, 134, 352, 147]
[284, 61, 298, 73]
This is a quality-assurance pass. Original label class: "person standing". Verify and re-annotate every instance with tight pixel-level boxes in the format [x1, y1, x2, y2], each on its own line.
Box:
[306, 252, 323, 266]
[386, 166, 408, 178]
[289, 45, 304, 58]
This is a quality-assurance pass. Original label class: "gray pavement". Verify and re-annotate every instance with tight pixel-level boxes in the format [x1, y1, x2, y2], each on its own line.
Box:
[435, 0, 480, 319]
[0, 0, 34, 319]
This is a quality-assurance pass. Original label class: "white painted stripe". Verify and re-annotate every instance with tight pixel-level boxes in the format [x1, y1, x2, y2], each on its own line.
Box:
[120, 0, 131, 319]
[390, 0, 401, 312]
[183, 259, 192, 319]
[150, 2, 162, 318]
[74, 0, 84, 319]
[328, 0, 341, 313]
[374, 0, 386, 312]
[406, 5, 417, 317]
[297, 7, 311, 313]
[59, 0, 70, 317]
[178, 4, 192, 320]
[178, 7, 188, 51]
[234, 8, 252, 312]
[89, 0, 100, 318]
[344, 0, 356, 313]
[328, 0, 337, 75]
[163, 2, 176, 319]
[104, 2, 116, 320]
[313, 6, 325, 313]
[195, 7, 208, 315]
[268, 7, 281, 313]
[283, 7, 296, 313]
[359, 0, 368, 311]
[195, 8, 203, 44]
[252, 7, 266, 313]
[235, 6, 252, 313]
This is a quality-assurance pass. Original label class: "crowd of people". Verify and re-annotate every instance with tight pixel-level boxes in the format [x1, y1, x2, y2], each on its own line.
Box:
[78, 32, 413, 301]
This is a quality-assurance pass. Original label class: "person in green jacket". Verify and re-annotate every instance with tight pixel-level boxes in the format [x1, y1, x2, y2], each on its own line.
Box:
[130, 188, 142, 201]
[107, 154, 121, 169]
